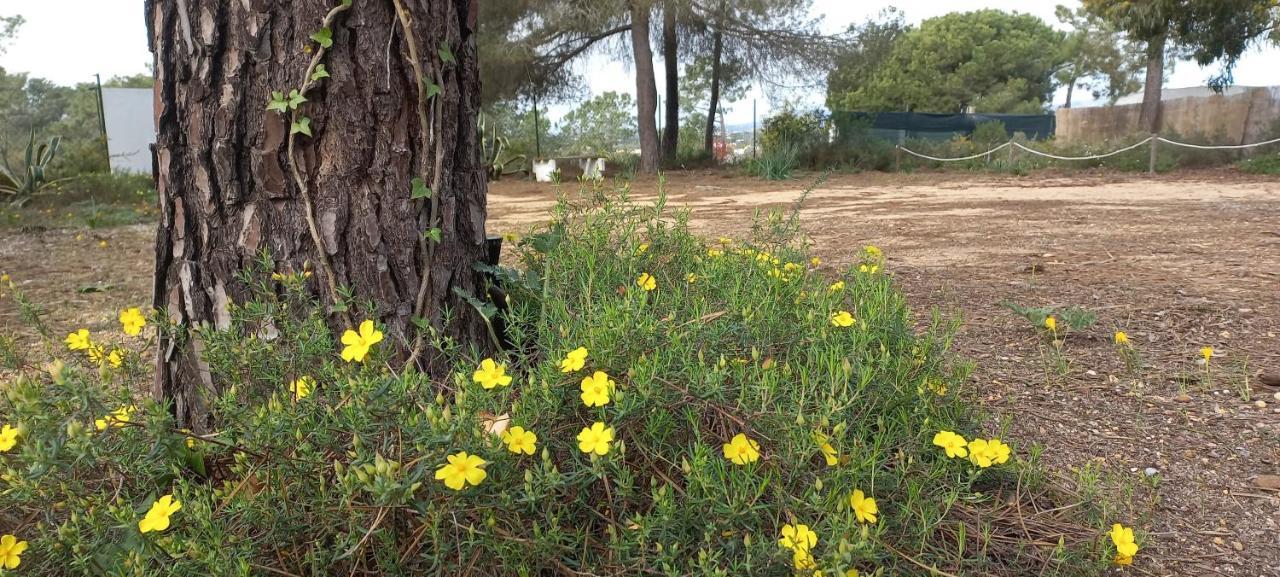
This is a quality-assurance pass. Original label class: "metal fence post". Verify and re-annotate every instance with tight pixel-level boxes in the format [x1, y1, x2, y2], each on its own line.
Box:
[1148, 133, 1158, 174]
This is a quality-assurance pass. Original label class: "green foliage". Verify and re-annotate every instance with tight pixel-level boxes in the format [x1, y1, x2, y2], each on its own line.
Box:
[1002, 301, 1098, 332]
[825, 9, 908, 111]
[1053, 5, 1144, 107]
[410, 177, 432, 199]
[309, 27, 333, 48]
[744, 142, 799, 180]
[0, 190, 1112, 575]
[1237, 153, 1280, 174]
[478, 111, 528, 180]
[833, 10, 1065, 114]
[556, 91, 638, 156]
[0, 128, 62, 205]
[971, 121, 1009, 147]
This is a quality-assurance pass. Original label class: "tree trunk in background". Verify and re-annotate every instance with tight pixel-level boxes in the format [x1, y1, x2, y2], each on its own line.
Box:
[630, 1, 659, 174]
[148, 0, 489, 430]
[703, 27, 723, 154]
[1139, 35, 1165, 133]
[1063, 80, 1075, 109]
[661, 0, 679, 162]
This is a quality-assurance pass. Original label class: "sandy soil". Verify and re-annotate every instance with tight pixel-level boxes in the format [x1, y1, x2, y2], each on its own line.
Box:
[3, 169, 1278, 575]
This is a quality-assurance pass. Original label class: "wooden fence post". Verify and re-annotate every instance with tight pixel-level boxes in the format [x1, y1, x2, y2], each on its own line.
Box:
[1148, 133, 1158, 174]
[895, 146, 901, 172]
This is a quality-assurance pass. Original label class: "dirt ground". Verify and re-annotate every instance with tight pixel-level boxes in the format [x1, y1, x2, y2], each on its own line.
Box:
[3, 169, 1278, 575]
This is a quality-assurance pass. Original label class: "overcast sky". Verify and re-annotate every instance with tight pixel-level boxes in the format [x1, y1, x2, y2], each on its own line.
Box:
[3, 0, 1278, 125]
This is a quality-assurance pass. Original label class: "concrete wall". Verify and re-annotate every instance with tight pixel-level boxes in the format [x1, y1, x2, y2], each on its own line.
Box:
[1056, 86, 1280, 144]
[101, 87, 155, 173]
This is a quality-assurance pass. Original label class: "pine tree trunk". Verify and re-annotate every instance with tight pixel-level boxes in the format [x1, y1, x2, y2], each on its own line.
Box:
[1063, 80, 1075, 109]
[147, 0, 490, 430]
[629, 1, 659, 175]
[1139, 35, 1165, 133]
[703, 26, 723, 154]
[661, 0, 679, 162]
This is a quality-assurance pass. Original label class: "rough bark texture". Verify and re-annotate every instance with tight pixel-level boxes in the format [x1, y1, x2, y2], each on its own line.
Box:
[147, 0, 489, 430]
[629, 1, 659, 175]
[703, 27, 723, 153]
[1139, 35, 1165, 133]
[661, 0, 678, 162]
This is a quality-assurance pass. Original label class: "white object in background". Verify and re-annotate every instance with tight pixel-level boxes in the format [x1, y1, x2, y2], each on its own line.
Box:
[580, 158, 606, 179]
[101, 87, 156, 173]
[532, 159, 558, 182]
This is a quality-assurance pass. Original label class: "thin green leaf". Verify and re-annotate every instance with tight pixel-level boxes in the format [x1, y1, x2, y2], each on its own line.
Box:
[287, 89, 307, 110]
[310, 64, 330, 81]
[438, 42, 455, 65]
[310, 27, 333, 49]
[290, 117, 312, 137]
[410, 178, 432, 200]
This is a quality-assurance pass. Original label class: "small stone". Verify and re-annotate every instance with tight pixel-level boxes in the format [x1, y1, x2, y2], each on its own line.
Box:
[1232, 541, 1244, 551]
[1255, 400, 1267, 409]
[1213, 537, 1225, 546]
[1175, 393, 1192, 402]
[1272, 392, 1280, 401]
[1086, 369, 1097, 377]
[1143, 467, 1158, 477]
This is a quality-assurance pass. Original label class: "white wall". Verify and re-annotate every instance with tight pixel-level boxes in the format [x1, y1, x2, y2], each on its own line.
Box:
[101, 87, 154, 173]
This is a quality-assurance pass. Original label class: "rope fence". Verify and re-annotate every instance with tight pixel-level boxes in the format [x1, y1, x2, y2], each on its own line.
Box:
[894, 133, 1280, 172]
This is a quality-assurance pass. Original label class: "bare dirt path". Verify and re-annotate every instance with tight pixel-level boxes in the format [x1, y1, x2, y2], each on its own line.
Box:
[3, 169, 1278, 575]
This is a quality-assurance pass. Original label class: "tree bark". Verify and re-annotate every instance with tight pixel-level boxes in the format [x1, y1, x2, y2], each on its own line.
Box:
[1139, 35, 1165, 133]
[661, 0, 679, 162]
[1063, 79, 1075, 109]
[701, 25, 721, 153]
[148, 0, 490, 430]
[629, 1, 659, 175]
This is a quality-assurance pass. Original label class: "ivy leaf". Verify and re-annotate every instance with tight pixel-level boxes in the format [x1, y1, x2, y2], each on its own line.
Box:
[410, 177, 432, 199]
[290, 116, 312, 137]
[310, 27, 333, 49]
[422, 80, 441, 100]
[438, 42, 455, 65]
[310, 64, 330, 82]
[287, 89, 307, 110]
[424, 227, 442, 243]
[341, 0, 353, 6]
[266, 90, 289, 113]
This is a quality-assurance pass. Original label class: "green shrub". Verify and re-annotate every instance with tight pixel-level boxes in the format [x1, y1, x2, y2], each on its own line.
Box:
[0, 190, 1119, 575]
[745, 142, 799, 180]
[1237, 153, 1280, 174]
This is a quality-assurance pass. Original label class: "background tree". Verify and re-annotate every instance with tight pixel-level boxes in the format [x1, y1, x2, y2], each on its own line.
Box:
[148, 0, 490, 429]
[1084, 0, 1279, 131]
[1054, 5, 1144, 108]
[556, 91, 638, 155]
[629, 0, 660, 173]
[825, 9, 907, 111]
[833, 10, 1065, 113]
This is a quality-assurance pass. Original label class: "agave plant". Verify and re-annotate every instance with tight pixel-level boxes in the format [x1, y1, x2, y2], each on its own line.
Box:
[478, 112, 527, 181]
[0, 129, 64, 206]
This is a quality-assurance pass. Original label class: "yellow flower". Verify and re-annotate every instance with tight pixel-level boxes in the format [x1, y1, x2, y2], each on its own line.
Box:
[722, 433, 761, 465]
[778, 523, 817, 552]
[827, 280, 844, 292]
[927, 380, 947, 396]
[636, 272, 656, 291]
[95, 406, 135, 430]
[707, 248, 724, 258]
[434, 451, 488, 490]
[0, 273, 8, 283]
[1114, 331, 1129, 346]
[501, 426, 538, 455]
[339, 320, 384, 363]
[1044, 316, 1057, 332]
[863, 245, 882, 260]
[1109, 523, 1139, 565]
[810, 257, 821, 267]
[289, 376, 314, 399]
[858, 264, 879, 274]
[86, 344, 108, 365]
[65, 329, 92, 350]
[967, 438, 995, 468]
[576, 422, 614, 456]
[1200, 346, 1213, 362]
[119, 307, 147, 336]
[559, 346, 589, 373]
[472, 358, 513, 389]
[830, 311, 855, 328]
[637, 242, 649, 254]
[985, 438, 1011, 465]
[0, 424, 19, 452]
[138, 494, 182, 533]
[849, 489, 878, 524]
[932, 430, 968, 458]
[846, 570, 859, 577]
[580, 370, 614, 407]
[814, 432, 838, 467]
[686, 273, 698, 283]
[0, 534, 27, 570]
[792, 549, 817, 570]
